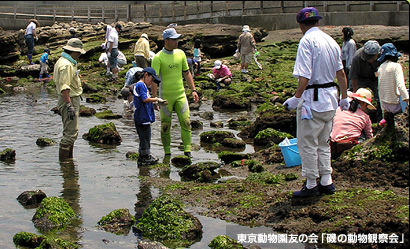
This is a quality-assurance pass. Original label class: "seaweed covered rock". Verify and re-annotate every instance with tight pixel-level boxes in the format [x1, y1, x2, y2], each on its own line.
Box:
[95, 109, 122, 119]
[97, 208, 135, 235]
[36, 137, 56, 147]
[253, 128, 293, 146]
[0, 148, 16, 161]
[239, 110, 297, 138]
[218, 151, 250, 164]
[221, 137, 246, 148]
[17, 189, 47, 208]
[82, 122, 122, 145]
[200, 130, 235, 144]
[79, 105, 96, 117]
[32, 196, 75, 231]
[171, 155, 192, 167]
[136, 194, 203, 248]
[212, 90, 251, 111]
[208, 235, 244, 249]
[252, 145, 284, 164]
[13, 231, 78, 249]
[179, 161, 221, 182]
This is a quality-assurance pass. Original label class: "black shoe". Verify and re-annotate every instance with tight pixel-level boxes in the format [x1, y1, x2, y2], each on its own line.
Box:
[138, 155, 158, 165]
[184, 152, 192, 158]
[318, 182, 336, 195]
[292, 185, 320, 198]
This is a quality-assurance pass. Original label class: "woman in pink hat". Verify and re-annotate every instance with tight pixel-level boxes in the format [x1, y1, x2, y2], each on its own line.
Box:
[330, 88, 375, 159]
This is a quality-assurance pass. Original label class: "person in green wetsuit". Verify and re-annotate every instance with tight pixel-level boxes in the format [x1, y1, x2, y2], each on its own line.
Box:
[151, 28, 200, 158]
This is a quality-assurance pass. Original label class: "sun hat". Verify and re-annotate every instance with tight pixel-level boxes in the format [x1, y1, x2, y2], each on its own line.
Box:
[143, 67, 161, 84]
[214, 60, 222, 69]
[296, 7, 323, 23]
[63, 38, 86, 54]
[349, 88, 376, 110]
[242, 25, 250, 32]
[29, 19, 40, 27]
[361, 40, 380, 61]
[141, 33, 148, 40]
[377, 43, 401, 62]
[162, 28, 181, 40]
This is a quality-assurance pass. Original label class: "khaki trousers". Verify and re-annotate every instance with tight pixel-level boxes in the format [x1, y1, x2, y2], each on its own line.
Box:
[58, 95, 80, 147]
[297, 100, 336, 179]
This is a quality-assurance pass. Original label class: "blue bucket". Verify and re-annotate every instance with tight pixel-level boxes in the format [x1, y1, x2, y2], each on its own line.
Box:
[279, 138, 302, 167]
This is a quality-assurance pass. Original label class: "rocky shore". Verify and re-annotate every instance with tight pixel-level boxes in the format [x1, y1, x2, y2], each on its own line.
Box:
[1, 21, 409, 249]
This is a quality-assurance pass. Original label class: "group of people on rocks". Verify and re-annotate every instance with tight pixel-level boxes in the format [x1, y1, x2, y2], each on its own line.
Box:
[25, 5, 408, 197]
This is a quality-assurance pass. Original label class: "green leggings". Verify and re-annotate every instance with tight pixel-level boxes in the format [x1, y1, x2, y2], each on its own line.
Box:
[160, 94, 191, 154]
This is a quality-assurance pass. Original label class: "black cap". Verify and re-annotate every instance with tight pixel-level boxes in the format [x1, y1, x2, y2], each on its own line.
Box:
[115, 23, 122, 31]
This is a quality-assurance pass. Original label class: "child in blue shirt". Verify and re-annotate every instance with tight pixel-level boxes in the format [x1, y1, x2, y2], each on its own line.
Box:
[39, 48, 51, 79]
[133, 67, 166, 165]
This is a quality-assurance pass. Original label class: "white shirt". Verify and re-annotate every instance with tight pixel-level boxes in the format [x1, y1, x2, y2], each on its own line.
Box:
[117, 51, 126, 63]
[293, 27, 344, 112]
[99, 52, 108, 64]
[342, 39, 357, 68]
[108, 29, 119, 49]
[25, 22, 36, 35]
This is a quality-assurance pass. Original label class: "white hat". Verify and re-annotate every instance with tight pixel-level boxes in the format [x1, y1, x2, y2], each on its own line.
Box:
[349, 88, 376, 110]
[242, 25, 250, 32]
[214, 60, 222, 69]
[141, 33, 148, 40]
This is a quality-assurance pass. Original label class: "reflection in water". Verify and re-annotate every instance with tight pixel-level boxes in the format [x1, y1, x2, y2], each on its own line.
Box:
[59, 159, 82, 243]
[134, 163, 153, 221]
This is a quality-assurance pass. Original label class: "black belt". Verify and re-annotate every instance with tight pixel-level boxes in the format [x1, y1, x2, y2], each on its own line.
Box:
[306, 82, 339, 101]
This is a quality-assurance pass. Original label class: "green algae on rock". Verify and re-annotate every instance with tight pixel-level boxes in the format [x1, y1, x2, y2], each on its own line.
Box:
[82, 122, 122, 145]
[0, 148, 16, 161]
[254, 128, 293, 146]
[32, 197, 75, 231]
[36, 137, 57, 147]
[97, 208, 135, 235]
[13, 231, 78, 249]
[136, 194, 202, 248]
[95, 109, 122, 119]
[208, 234, 243, 249]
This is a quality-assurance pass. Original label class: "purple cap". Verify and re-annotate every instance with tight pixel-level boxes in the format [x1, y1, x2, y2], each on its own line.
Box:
[297, 7, 323, 23]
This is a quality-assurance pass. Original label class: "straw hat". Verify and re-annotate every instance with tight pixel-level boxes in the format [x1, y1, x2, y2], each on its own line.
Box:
[349, 88, 376, 110]
[63, 38, 86, 54]
[29, 19, 40, 27]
